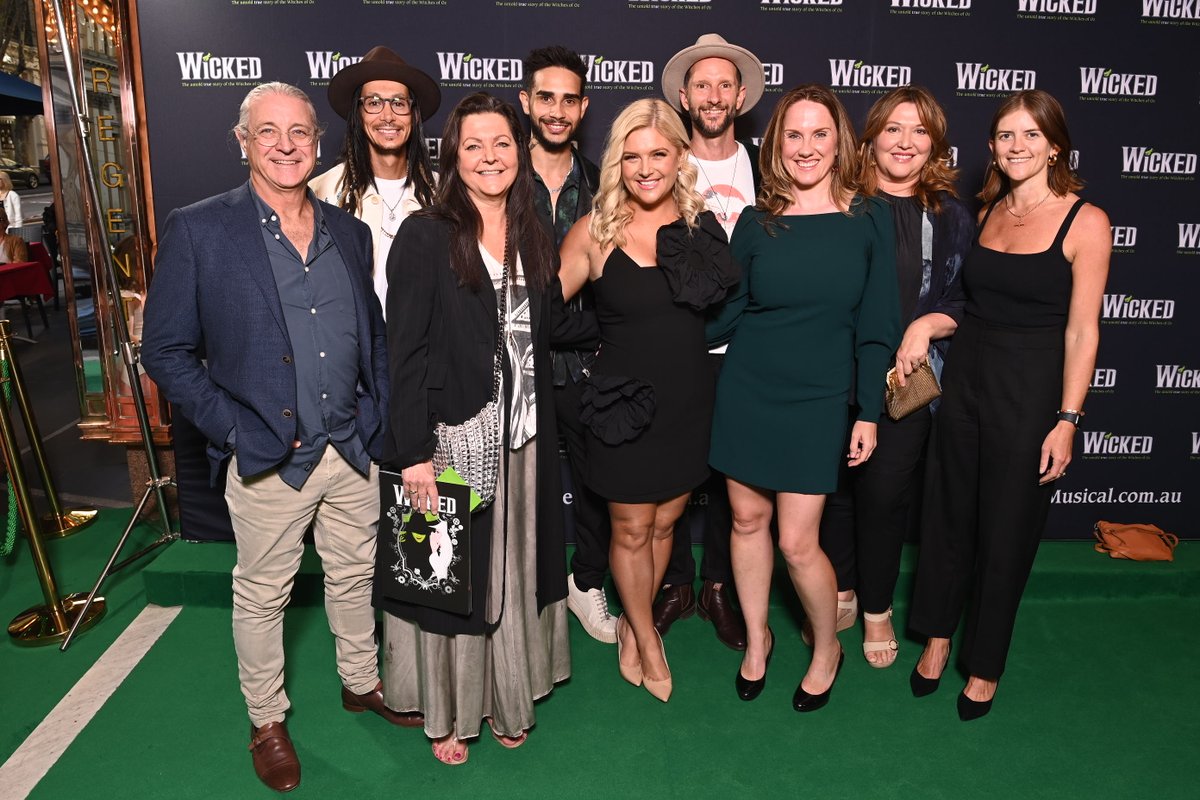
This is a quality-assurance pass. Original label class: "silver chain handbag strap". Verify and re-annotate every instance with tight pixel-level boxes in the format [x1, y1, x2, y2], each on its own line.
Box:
[490, 233, 510, 403]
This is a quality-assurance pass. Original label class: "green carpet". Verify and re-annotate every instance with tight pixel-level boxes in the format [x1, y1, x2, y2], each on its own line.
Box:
[4, 516, 1198, 799]
[144, 537, 1200, 608]
[0, 511, 164, 763]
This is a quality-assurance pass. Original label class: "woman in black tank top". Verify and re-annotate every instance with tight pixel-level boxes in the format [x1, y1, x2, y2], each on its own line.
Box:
[908, 90, 1111, 720]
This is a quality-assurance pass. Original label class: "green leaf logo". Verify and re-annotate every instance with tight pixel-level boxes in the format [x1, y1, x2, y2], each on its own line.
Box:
[1103, 68, 1112, 77]
[202, 52, 212, 62]
[1145, 148, 1155, 155]
[332, 52, 341, 61]
[1179, 366, 1187, 373]
[981, 64, 990, 72]
[854, 60, 864, 69]
[1124, 295, 1134, 302]
[465, 54, 474, 62]
[1104, 432, 1114, 439]
[596, 56, 604, 63]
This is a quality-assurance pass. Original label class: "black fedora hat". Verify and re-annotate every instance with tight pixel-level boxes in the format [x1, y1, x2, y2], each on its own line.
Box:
[327, 46, 441, 120]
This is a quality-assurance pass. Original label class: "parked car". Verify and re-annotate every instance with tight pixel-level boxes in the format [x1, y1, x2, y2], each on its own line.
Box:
[1, 157, 40, 189]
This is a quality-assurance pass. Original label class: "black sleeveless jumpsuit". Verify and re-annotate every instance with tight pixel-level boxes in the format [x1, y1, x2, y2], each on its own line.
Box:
[910, 198, 1086, 680]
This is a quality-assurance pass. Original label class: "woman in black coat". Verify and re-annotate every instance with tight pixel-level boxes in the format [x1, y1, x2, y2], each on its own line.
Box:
[378, 93, 580, 765]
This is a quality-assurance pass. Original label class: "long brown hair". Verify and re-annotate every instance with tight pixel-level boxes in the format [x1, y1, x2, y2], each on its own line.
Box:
[332, 86, 437, 216]
[978, 89, 1084, 205]
[757, 84, 860, 218]
[857, 85, 958, 212]
[426, 93, 554, 291]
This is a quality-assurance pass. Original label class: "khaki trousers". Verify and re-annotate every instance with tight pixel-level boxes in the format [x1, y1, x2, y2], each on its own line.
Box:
[224, 447, 379, 726]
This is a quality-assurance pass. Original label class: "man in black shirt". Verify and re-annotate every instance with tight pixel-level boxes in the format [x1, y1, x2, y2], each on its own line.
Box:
[518, 46, 613, 643]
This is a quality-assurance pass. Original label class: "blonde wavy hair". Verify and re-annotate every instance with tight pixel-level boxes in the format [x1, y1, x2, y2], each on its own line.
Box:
[589, 98, 705, 251]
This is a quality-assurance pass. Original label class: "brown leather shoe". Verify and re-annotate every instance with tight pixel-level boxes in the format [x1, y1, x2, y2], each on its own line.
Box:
[697, 580, 748, 651]
[249, 721, 300, 792]
[652, 583, 696, 635]
[342, 681, 424, 727]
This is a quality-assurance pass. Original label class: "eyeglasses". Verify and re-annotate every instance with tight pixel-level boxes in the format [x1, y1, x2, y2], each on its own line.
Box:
[251, 126, 316, 147]
[359, 95, 412, 115]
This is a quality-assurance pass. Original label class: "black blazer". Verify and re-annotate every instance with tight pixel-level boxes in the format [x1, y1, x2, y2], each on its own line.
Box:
[379, 213, 568, 634]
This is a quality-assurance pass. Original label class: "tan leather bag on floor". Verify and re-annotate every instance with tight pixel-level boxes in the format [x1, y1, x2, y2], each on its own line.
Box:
[1093, 521, 1179, 562]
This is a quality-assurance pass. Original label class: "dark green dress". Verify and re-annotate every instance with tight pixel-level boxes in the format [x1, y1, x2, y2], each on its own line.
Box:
[708, 198, 900, 494]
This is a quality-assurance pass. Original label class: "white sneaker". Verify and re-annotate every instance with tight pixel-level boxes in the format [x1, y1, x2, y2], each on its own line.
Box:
[566, 573, 617, 644]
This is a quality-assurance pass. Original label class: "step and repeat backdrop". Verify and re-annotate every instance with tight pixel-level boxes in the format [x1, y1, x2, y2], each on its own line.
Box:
[134, 0, 1198, 541]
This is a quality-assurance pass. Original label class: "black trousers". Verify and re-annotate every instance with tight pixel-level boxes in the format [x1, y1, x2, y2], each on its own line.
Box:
[819, 405, 932, 613]
[663, 353, 733, 587]
[556, 375, 612, 592]
[909, 318, 1060, 680]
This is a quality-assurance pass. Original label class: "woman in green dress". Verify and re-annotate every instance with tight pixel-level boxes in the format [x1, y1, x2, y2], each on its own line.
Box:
[708, 85, 900, 710]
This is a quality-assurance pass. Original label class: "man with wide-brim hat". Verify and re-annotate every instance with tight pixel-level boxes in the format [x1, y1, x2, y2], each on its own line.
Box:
[311, 46, 441, 316]
[652, 33, 766, 655]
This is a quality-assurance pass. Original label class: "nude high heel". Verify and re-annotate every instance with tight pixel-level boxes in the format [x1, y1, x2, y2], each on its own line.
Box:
[642, 628, 673, 702]
[616, 614, 642, 687]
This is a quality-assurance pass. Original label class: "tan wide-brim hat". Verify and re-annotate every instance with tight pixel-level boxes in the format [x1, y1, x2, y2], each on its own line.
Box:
[661, 33, 765, 116]
[327, 46, 441, 120]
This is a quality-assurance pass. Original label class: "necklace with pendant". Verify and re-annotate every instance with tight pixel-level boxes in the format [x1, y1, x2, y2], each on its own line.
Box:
[1005, 189, 1052, 227]
[695, 150, 738, 223]
[379, 179, 409, 239]
[381, 179, 408, 222]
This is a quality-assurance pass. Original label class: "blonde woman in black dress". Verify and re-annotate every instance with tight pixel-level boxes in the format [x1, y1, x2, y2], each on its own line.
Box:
[559, 98, 736, 702]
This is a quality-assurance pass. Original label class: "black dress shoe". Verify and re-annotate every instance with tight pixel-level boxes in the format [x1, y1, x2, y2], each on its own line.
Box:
[792, 650, 844, 713]
[698, 580, 748, 651]
[342, 681, 424, 727]
[735, 628, 774, 701]
[652, 583, 696, 636]
[910, 641, 952, 698]
[957, 690, 994, 721]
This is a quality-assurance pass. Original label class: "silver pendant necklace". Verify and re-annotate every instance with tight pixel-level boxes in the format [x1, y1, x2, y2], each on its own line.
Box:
[381, 181, 407, 222]
[379, 179, 409, 240]
[695, 149, 738, 223]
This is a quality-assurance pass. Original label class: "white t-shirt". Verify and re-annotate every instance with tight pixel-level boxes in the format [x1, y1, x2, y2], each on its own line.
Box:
[373, 177, 413, 314]
[690, 143, 755, 240]
[690, 143, 755, 353]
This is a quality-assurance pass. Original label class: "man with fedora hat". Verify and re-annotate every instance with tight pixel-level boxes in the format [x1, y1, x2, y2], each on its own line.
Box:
[310, 46, 440, 316]
[652, 33, 766, 652]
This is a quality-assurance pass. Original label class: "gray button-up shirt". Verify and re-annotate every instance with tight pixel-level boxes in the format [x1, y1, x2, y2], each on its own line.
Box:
[251, 186, 368, 488]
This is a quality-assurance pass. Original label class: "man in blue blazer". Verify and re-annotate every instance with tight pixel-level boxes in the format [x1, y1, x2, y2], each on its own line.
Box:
[141, 82, 416, 793]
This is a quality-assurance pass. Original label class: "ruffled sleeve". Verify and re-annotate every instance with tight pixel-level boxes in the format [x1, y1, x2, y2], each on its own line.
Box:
[579, 375, 655, 446]
[656, 211, 741, 311]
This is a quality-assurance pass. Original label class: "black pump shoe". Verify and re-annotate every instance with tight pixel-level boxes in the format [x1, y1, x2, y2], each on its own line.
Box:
[910, 641, 951, 698]
[957, 690, 994, 721]
[792, 650, 844, 713]
[735, 628, 774, 701]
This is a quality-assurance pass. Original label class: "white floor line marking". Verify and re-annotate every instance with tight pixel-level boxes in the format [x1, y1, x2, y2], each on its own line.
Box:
[0, 604, 182, 799]
[18, 419, 79, 454]
[26, 489, 129, 510]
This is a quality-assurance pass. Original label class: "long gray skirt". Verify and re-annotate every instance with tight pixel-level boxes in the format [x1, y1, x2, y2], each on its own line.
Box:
[381, 440, 571, 739]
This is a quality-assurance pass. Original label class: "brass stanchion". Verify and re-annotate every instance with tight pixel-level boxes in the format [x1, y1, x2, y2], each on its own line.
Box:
[52, 0, 177, 653]
[0, 316, 99, 538]
[1, 321, 106, 645]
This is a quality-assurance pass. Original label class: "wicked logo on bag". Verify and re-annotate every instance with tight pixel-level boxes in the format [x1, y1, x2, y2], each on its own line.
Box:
[376, 468, 476, 615]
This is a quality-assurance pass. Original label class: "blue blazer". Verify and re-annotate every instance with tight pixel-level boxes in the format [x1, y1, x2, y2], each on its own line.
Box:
[141, 182, 388, 481]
